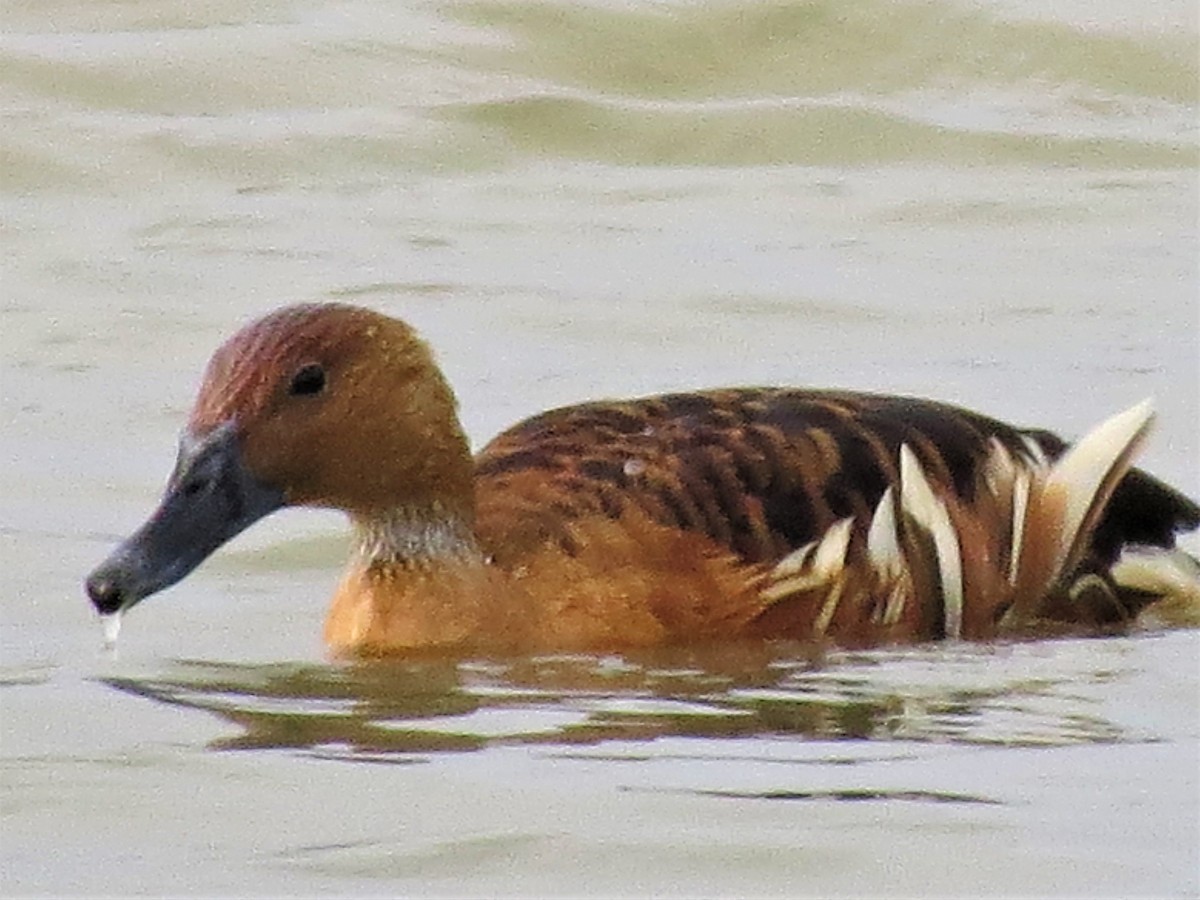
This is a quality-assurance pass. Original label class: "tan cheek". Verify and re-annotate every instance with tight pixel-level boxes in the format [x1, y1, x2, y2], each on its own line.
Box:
[242, 418, 308, 498]
[251, 403, 380, 508]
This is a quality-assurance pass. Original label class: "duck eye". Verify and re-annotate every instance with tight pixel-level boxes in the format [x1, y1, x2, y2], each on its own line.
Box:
[289, 363, 326, 396]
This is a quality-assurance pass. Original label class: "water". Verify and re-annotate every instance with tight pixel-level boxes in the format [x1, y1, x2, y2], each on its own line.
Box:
[2, 0, 1198, 896]
[100, 613, 122, 648]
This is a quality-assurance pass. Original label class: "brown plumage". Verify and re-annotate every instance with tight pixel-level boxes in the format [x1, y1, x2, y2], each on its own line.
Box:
[85, 303, 1200, 655]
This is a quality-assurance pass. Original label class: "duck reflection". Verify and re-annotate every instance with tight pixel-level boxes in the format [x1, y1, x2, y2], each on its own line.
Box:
[98, 639, 1129, 757]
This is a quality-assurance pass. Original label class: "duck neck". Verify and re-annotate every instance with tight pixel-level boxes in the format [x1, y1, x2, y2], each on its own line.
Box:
[349, 503, 484, 570]
[325, 504, 494, 655]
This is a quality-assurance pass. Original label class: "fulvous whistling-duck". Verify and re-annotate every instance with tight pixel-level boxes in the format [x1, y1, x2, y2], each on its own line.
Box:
[86, 303, 1200, 655]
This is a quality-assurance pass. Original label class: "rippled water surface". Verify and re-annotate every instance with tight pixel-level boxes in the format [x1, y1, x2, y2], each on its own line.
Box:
[2, 0, 1198, 896]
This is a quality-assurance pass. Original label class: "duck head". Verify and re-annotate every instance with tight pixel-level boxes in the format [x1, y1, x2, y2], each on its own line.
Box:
[85, 303, 474, 617]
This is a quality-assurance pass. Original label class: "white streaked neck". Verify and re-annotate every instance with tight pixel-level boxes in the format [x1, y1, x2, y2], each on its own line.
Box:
[351, 505, 483, 568]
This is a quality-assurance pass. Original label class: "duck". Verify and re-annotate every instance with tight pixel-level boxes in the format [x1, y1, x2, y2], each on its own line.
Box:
[85, 302, 1200, 656]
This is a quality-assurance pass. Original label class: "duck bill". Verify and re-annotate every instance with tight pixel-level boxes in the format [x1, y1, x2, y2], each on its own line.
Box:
[85, 423, 285, 616]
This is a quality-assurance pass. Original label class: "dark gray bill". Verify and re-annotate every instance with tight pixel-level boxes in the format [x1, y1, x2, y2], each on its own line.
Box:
[85, 422, 285, 615]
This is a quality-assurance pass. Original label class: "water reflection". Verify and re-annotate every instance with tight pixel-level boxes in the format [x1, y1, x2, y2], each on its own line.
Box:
[98, 639, 1132, 757]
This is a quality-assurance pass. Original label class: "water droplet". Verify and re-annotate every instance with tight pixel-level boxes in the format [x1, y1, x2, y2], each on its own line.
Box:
[101, 613, 122, 648]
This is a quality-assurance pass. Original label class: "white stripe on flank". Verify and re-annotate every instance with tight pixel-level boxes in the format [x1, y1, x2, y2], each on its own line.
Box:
[771, 542, 815, 581]
[983, 437, 1017, 499]
[899, 445, 964, 640]
[1038, 399, 1155, 581]
[1008, 470, 1030, 586]
[761, 518, 853, 604]
[866, 486, 901, 576]
[812, 517, 854, 578]
[882, 583, 907, 626]
[1020, 434, 1050, 468]
[813, 580, 846, 637]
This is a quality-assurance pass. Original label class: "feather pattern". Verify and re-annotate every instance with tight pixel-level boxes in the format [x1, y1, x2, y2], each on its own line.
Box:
[475, 388, 1199, 646]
